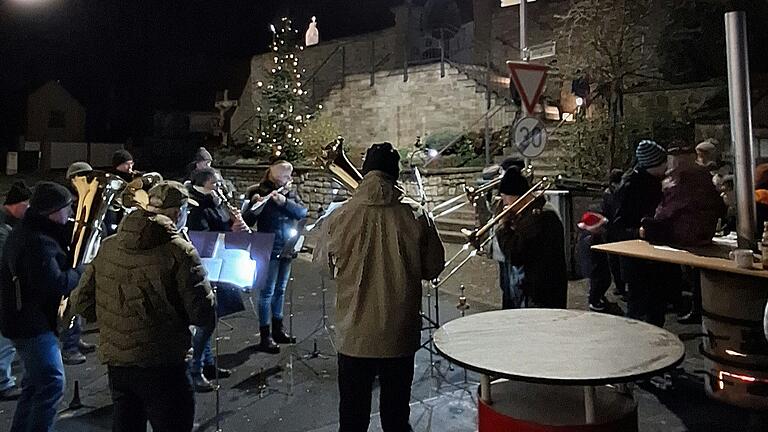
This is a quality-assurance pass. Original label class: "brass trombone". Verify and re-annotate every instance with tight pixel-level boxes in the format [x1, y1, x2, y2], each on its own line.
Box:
[432, 177, 554, 289]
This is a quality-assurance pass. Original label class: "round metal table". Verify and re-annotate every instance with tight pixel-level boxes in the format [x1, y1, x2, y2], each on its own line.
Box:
[434, 309, 686, 431]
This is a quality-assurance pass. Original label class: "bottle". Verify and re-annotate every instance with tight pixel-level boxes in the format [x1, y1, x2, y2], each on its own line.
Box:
[761, 222, 768, 270]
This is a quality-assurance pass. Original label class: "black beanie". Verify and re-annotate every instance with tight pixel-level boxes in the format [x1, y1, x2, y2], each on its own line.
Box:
[112, 149, 134, 168]
[499, 167, 530, 196]
[4, 180, 32, 205]
[361, 142, 400, 180]
[29, 182, 73, 216]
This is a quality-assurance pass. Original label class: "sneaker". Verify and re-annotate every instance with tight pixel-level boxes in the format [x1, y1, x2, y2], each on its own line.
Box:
[677, 311, 702, 324]
[193, 373, 214, 392]
[203, 365, 232, 380]
[589, 299, 607, 312]
[0, 386, 21, 401]
[62, 350, 87, 365]
[78, 340, 97, 354]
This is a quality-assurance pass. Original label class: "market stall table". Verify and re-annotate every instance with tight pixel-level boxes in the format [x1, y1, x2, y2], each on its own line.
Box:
[434, 309, 685, 431]
[594, 240, 768, 410]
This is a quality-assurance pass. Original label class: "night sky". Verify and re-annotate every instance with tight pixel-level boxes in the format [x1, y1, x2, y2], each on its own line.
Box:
[0, 0, 404, 146]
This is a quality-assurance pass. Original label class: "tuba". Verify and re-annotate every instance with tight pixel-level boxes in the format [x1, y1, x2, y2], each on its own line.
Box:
[316, 137, 363, 191]
[118, 171, 164, 211]
[70, 171, 127, 268]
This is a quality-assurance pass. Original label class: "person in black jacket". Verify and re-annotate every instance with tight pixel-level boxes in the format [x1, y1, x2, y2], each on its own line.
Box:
[187, 168, 230, 232]
[184, 168, 238, 391]
[608, 140, 670, 327]
[243, 160, 307, 353]
[0, 182, 84, 432]
[495, 168, 568, 308]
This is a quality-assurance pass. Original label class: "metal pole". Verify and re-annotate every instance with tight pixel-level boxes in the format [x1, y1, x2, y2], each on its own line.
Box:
[341, 46, 346, 89]
[485, 51, 492, 166]
[370, 38, 375, 86]
[520, 0, 528, 61]
[725, 11, 757, 249]
[440, 27, 446, 78]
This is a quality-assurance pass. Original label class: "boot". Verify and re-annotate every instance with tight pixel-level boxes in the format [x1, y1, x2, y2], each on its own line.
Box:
[272, 318, 296, 344]
[259, 326, 280, 354]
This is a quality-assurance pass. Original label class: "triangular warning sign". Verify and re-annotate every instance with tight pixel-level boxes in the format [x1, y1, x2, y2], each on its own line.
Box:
[507, 61, 548, 114]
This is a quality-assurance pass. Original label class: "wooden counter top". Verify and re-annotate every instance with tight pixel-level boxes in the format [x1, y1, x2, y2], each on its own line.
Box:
[593, 240, 768, 279]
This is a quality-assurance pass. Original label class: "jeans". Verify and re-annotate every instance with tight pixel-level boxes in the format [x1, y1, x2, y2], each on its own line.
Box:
[59, 315, 82, 353]
[190, 325, 214, 374]
[10, 332, 65, 432]
[259, 258, 292, 327]
[0, 334, 16, 391]
[500, 262, 525, 310]
[108, 363, 194, 432]
[338, 353, 415, 432]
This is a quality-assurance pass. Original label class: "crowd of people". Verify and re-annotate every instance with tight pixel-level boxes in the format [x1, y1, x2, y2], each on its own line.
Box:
[576, 137, 768, 327]
[0, 135, 763, 432]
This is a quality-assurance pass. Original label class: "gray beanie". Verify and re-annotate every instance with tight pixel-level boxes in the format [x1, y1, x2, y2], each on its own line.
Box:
[635, 140, 667, 169]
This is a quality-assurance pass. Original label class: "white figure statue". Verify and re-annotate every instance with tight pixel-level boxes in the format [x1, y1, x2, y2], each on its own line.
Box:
[305, 16, 319, 47]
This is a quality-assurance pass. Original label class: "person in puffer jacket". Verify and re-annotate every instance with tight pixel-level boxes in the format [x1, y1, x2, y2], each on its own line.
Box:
[68, 181, 215, 432]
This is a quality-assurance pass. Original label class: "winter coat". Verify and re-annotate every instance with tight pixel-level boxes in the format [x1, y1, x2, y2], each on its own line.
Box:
[496, 202, 568, 308]
[186, 186, 232, 232]
[0, 208, 20, 263]
[576, 229, 610, 282]
[242, 179, 307, 258]
[642, 163, 726, 246]
[0, 213, 83, 339]
[608, 168, 664, 242]
[608, 168, 664, 282]
[317, 171, 445, 358]
[68, 210, 215, 367]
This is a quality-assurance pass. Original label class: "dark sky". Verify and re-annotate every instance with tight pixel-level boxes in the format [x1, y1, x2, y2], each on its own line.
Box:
[0, 0, 404, 144]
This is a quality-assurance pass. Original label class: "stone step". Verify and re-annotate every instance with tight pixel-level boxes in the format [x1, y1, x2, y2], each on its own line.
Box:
[437, 229, 468, 244]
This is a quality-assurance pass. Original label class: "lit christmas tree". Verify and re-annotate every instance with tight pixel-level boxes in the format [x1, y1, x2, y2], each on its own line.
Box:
[250, 17, 314, 161]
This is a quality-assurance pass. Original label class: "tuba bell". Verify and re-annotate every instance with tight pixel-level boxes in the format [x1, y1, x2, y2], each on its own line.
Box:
[118, 171, 164, 211]
[70, 171, 127, 268]
[316, 137, 363, 191]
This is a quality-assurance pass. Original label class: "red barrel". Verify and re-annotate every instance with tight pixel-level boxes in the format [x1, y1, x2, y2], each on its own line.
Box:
[478, 380, 637, 432]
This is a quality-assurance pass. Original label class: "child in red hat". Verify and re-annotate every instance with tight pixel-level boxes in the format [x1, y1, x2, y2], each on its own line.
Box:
[576, 211, 612, 311]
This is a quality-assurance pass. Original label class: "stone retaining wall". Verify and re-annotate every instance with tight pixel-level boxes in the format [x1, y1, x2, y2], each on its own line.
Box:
[217, 165, 484, 222]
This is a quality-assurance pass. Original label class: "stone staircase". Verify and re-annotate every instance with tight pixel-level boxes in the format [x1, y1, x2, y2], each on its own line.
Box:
[434, 206, 477, 244]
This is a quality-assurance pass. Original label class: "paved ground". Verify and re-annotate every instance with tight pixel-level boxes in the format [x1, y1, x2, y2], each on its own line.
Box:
[0, 174, 765, 431]
[1, 248, 765, 431]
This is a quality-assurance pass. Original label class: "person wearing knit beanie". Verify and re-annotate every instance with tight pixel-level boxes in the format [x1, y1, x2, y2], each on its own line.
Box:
[29, 182, 73, 220]
[635, 140, 667, 170]
[4, 181, 32, 207]
[362, 142, 400, 180]
[498, 167, 530, 198]
[66, 162, 93, 180]
[112, 149, 132, 172]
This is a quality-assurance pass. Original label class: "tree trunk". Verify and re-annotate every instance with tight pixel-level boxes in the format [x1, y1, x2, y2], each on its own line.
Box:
[607, 78, 624, 170]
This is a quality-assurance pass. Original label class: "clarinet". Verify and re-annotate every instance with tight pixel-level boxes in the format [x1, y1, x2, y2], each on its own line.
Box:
[213, 187, 253, 234]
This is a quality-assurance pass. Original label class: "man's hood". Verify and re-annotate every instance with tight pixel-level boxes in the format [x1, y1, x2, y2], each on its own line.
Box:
[117, 209, 178, 250]
[354, 171, 403, 206]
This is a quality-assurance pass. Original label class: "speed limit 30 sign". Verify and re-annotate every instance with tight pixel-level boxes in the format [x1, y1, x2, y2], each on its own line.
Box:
[513, 116, 547, 159]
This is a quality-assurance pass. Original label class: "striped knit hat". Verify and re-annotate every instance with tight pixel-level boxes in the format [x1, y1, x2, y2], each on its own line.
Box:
[635, 140, 667, 169]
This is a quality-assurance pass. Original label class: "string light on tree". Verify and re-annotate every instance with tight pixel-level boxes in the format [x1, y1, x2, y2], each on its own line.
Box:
[249, 17, 317, 161]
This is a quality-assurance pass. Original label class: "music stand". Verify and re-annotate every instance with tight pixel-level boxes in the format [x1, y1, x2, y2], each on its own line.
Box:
[189, 231, 275, 431]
